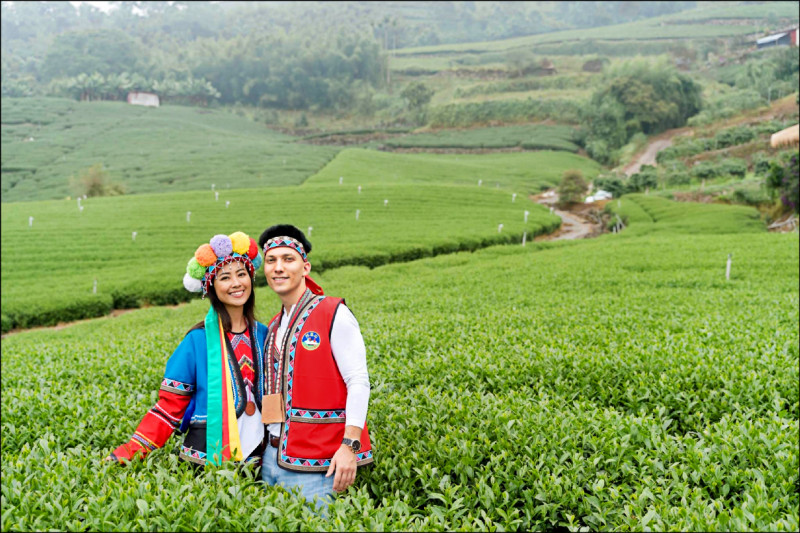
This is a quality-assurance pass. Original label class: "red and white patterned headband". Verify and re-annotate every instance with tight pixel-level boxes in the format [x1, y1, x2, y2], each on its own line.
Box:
[263, 236, 307, 261]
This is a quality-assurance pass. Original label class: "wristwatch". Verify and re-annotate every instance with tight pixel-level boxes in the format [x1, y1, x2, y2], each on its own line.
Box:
[341, 438, 361, 453]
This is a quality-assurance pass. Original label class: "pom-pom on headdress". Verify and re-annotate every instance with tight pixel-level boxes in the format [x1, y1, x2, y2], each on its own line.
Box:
[183, 231, 262, 297]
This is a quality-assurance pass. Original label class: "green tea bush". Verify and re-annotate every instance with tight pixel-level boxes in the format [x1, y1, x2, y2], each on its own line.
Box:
[428, 98, 583, 128]
[605, 194, 765, 235]
[2, 226, 796, 531]
[384, 124, 579, 152]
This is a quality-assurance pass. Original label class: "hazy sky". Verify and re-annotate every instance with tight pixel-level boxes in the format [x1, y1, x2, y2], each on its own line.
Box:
[69, 1, 115, 13]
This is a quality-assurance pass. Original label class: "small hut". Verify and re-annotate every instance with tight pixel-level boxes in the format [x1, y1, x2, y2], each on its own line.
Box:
[770, 124, 799, 148]
[126, 91, 160, 107]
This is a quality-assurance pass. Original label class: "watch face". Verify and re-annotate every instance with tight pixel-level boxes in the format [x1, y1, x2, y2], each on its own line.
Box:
[351, 439, 361, 452]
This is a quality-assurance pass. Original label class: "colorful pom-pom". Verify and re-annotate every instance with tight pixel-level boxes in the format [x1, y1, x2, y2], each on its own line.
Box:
[186, 257, 205, 279]
[195, 244, 217, 267]
[183, 273, 203, 293]
[247, 238, 258, 260]
[209, 234, 232, 258]
[251, 252, 262, 270]
[229, 232, 250, 255]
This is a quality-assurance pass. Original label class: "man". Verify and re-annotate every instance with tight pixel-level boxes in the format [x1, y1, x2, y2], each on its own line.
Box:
[257, 224, 373, 509]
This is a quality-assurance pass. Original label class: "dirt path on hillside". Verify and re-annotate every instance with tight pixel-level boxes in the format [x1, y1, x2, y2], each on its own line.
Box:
[532, 191, 601, 241]
[622, 126, 693, 176]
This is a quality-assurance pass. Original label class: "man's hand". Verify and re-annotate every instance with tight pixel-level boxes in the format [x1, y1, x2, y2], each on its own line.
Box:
[326, 444, 357, 492]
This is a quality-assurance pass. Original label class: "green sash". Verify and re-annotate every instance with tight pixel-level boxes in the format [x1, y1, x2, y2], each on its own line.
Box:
[205, 307, 224, 465]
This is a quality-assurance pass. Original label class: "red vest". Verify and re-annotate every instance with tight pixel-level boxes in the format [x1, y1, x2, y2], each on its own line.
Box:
[268, 294, 373, 472]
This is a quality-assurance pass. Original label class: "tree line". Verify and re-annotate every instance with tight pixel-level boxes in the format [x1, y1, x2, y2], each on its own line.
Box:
[1, 1, 700, 112]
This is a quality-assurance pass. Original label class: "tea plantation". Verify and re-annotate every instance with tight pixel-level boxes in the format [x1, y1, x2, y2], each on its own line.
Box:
[0, 97, 339, 202]
[2, 222, 797, 530]
[0, 182, 559, 332]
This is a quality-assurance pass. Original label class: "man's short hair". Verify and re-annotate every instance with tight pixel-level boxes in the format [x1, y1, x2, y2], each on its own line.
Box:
[258, 224, 313, 257]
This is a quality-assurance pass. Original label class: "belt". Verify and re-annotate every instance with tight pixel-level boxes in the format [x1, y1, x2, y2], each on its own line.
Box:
[267, 434, 280, 448]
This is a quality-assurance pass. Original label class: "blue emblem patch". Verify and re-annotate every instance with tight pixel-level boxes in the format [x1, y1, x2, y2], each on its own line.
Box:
[301, 331, 321, 350]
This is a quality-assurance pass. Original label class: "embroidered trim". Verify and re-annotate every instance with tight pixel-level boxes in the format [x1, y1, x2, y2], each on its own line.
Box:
[160, 378, 194, 396]
[179, 446, 207, 465]
[263, 236, 307, 261]
[279, 295, 324, 463]
[132, 433, 157, 451]
[279, 450, 374, 472]
[288, 408, 346, 424]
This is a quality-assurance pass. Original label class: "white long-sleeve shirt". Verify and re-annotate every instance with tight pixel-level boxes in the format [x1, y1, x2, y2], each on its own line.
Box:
[267, 302, 370, 438]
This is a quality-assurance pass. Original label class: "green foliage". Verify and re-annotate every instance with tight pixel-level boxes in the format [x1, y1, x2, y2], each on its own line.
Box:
[0, 98, 339, 202]
[303, 147, 602, 194]
[384, 124, 580, 152]
[2, 223, 797, 530]
[556, 169, 587, 206]
[628, 166, 659, 193]
[400, 82, 435, 110]
[766, 153, 800, 214]
[40, 29, 143, 82]
[0, 175, 562, 330]
[69, 163, 126, 198]
[605, 194, 766, 235]
[686, 89, 766, 127]
[690, 159, 748, 181]
[594, 176, 626, 198]
[429, 98, 583, 128]
[581, 58, 702, 156]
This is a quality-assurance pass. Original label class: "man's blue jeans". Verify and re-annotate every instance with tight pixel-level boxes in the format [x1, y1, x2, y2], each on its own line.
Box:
[261, 444, 336, 510]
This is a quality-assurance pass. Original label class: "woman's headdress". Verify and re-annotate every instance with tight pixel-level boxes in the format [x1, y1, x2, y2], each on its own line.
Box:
[183, 231, 262, 297]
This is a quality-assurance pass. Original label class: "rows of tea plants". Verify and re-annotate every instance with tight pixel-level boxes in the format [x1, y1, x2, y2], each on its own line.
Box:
[304, 148, 601, 192]
[2, 227, 796, 531]
[605, 194, 766, 236]
[383, 124, 579, 152]
[0, 97, 339, 202]
[0, 182, 559, 332]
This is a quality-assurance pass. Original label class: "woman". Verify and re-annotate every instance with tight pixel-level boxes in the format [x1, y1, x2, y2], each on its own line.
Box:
[106, 231, 268, 467]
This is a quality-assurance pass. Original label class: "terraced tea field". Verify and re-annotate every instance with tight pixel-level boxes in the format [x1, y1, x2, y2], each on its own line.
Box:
[2, 222, 797, 531]
[304, 148, 601, 192]
[0, 97, 339, 202]
[0, 182, 558, 331]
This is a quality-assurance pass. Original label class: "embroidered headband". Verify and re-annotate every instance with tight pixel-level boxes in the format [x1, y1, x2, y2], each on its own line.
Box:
[263, 236, 308, 261]
[183, 231, 263, 296]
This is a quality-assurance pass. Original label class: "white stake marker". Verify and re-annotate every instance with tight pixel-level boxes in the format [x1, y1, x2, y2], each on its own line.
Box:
[79, 205, 84, 212]
[355, 209, 360, 221]
[211, 184, 215, 191]
[512, 193, 517, 203]
[358, 185, 362, 194]
[478, 179, 482, 186]
[226, 201, 230, 208]
[384, 199, 388, 207]
[524, 210, 529, 223]
[308, 226, 313, 236]
[498, 223, 503, 233]
[187, 211, 191, 223]
[93, 279, 97, 294]
[522, 232, 527, 246]
[726, 253, 732, 281]
[550, 207, 554, 215]
[132, 231, 137, 241]
[28, 216, 33, 227]
[215, 191, 219, 201]
[339, 177, 343, 185]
